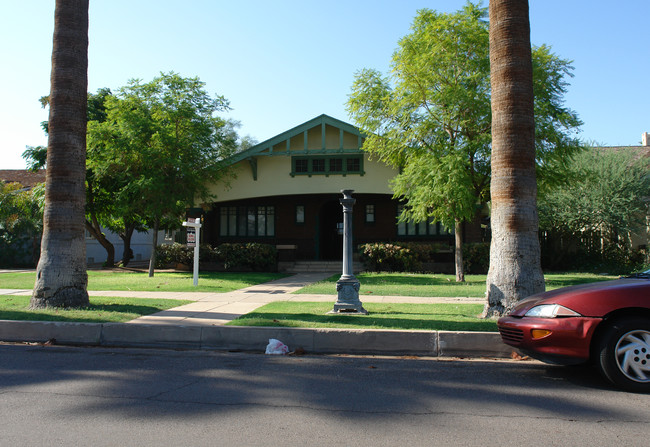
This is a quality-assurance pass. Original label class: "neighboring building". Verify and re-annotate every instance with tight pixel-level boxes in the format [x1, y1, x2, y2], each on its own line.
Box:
[84, 227, 167, 267]
[196, 114, 483, 263]
[0, 169, 46, 188]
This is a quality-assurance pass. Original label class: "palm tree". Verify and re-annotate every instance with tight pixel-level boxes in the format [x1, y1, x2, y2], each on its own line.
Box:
[483, 0, 545, 317]
[30, 0, 90, 308]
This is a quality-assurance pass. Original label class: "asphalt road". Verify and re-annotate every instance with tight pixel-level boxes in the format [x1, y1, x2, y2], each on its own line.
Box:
[1, 344, 648, 446]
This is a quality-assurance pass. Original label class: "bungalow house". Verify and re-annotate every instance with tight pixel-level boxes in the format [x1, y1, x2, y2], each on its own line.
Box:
[195, 114, 484, 268]
[3, 115, 488, 269]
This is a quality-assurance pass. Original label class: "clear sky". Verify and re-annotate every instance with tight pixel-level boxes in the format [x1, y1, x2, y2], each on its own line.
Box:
[1, 1, 648, 169]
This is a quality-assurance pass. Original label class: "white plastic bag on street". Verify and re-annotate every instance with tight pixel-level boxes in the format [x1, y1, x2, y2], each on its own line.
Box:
[265, 338, 289, 355]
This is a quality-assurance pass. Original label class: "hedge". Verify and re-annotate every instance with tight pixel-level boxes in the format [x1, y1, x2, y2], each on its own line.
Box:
[155, 242, 277, 271]
[358, 243, 419, 272]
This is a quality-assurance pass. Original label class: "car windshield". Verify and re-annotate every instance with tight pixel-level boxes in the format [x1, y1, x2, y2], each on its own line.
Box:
[625, 269, 650, 279]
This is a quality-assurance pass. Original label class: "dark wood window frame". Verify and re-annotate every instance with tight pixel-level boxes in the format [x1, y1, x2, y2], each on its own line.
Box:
[291, 155, 364, 177]
[396, 205, 454, 237]
[220, 205, 276, 237]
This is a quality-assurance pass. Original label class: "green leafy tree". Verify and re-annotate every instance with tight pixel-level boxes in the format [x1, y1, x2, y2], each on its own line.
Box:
[90, 72, 238, 276]
[25, 88, 121, 267]
[531, 44, 585, 195]
[0, 183, 44, 267]
[238, 134, 259, 152]
[85, 122, 150, 268]
[22, 146, 47, 172]
[82, 88, 122, 266]
[538, 148, 650, 271]
[347, 1, 582, 282]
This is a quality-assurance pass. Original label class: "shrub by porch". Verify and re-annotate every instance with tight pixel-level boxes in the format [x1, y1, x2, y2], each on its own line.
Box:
[155, 242, 278, 272]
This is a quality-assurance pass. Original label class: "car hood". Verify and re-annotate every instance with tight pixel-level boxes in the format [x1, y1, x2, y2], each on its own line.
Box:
[508, 278, 650, 317]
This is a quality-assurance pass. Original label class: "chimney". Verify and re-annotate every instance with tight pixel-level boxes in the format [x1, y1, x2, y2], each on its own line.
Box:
[643, 132, 650, 146]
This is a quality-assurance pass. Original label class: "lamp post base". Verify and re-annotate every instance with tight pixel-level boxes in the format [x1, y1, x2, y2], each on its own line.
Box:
[329, 279, 368, 314]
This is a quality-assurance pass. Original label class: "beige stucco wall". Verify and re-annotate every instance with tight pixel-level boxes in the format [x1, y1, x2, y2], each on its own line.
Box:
[207, 154, 398, 203]
[275, 124, 360, 152]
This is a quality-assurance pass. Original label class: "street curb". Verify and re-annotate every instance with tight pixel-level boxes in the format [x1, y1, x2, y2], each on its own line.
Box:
[0, 320, 513, 358]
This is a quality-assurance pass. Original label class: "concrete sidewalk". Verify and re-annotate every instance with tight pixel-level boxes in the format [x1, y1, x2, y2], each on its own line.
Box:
[129, 273, 485, 326]
[0, 273, 511, 358]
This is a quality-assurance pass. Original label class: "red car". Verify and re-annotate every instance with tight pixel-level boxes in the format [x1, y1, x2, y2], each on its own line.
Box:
[498, 271, 650, 392]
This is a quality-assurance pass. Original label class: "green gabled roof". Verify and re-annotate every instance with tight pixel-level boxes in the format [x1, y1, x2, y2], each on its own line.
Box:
[226, 114, 365, 165]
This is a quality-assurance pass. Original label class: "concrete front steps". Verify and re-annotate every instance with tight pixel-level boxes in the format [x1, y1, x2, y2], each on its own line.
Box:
[281, 261, 364, 273]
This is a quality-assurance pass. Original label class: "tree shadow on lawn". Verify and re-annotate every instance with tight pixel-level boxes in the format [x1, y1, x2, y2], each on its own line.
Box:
[544, 275, 617, 288]
[230, 311, 498, 332]
[341, 273, 618, 289]
[0, 303, 168, 323]
[358, 274, 485, 286]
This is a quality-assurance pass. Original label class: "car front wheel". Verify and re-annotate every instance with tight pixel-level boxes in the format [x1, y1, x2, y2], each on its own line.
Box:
[597, 317, 650, 392]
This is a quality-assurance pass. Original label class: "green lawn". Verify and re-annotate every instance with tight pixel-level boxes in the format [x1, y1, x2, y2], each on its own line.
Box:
[227, 301, 496, 331]
[294, 272, 619, 297]
[0, 270, 287, 292]
[0, 270, 621, 329]
[0, 295, 189, 323]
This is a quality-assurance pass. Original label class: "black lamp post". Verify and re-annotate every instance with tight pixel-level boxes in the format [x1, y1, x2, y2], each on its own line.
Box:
[330, 189, 367, 314]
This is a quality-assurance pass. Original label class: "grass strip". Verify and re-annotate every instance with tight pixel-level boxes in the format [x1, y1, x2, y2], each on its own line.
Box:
[294, 272, 619, 297]
[227, 301, 497, 332]
[0, 295, 189, 323]
[0, 271, 287, 293]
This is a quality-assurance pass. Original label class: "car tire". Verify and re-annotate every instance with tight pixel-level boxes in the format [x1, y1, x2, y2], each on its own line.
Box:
[596, 317, 650, 393]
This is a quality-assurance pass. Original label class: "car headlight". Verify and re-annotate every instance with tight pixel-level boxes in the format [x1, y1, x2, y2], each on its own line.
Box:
[524, 304, 582, 318]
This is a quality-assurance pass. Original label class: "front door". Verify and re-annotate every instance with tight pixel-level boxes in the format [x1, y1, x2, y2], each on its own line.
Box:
[319, 200, 343, 260]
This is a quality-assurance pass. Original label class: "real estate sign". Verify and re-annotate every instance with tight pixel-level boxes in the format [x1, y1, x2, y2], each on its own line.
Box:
[182, 218, 202, 286]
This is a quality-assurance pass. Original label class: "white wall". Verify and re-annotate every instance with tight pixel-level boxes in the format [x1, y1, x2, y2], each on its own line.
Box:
[85, 229, 171, 265]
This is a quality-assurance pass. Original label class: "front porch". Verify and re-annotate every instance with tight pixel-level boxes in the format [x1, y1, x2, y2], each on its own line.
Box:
[279, 260, 364, 274]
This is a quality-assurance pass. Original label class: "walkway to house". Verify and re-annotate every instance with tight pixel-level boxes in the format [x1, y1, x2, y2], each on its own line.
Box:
[0, 272, 483, 326]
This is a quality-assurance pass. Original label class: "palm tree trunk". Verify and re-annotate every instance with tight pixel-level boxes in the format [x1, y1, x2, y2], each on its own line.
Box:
[483, 0, 544, 317]
[31, 0, 90, 308]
